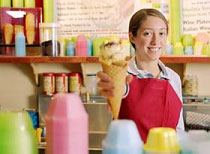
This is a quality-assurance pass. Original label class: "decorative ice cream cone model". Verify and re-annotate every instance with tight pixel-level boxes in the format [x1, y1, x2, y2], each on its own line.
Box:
[99, 37, 128, 119]
[25, 13, 35, 44]
[4, 23, 13, 44]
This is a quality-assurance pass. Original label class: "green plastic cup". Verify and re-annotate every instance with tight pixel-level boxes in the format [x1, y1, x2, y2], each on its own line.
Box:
[0, 111, 38, 154]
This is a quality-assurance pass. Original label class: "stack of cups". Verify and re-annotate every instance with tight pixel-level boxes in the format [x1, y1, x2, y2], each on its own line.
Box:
[102, 120, 143, 154]
[0, 111, 38, 154]
[144, 127, 180, 154]
[45, 93, 88, 154]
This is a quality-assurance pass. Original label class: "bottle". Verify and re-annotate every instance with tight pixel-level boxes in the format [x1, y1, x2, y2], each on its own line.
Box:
[87, 39, 92, 56]
[45, 93, 88, 154]
[75, 35, 87, 56]
[66, 42, 75, 56]
[93, 37, 104, 56]
[15, 32, 26, 56]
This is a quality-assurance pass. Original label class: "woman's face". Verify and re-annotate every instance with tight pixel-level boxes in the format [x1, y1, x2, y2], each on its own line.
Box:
[130, 16, 167, 61]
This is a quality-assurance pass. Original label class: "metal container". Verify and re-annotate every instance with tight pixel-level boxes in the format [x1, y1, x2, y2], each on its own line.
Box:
[43, 73, 55, 95]
[55, 73, 68, 93]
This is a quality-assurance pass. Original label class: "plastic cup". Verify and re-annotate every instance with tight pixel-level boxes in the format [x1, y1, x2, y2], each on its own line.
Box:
[173, 42, 184, 55]
[165, 44, 174, 54]
[102, 120, 143, 154]
[184, 46, 193, 55]
[144, 127, 180, 154]
[0, 111, 38, 154]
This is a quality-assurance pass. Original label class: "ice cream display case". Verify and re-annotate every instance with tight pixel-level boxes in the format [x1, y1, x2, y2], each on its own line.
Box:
[0, 7, 42, 55]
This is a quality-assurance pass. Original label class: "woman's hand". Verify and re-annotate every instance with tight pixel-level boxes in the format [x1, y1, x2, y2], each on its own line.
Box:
[97, 71, 133, 98]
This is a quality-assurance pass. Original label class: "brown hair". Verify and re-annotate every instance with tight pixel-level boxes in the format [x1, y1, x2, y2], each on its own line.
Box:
[129, 8, 168, 49]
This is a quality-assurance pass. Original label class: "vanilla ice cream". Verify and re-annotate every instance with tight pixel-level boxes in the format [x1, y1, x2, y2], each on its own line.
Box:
[99, 39, 128, 65]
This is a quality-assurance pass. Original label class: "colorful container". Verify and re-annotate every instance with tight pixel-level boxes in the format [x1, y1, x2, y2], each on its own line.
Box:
[15, 32, 26, 56]
[66, 41, 75, 56]
[39, 23, 60, 56]
[55, 73, 68, 93]
[0, 111, 38, 154]
[144, 127, 180, 153]
[75, 35, 87, 56]
[69, 72, 82, 94]
[45, 93, 88, 154]
[43, 72, 55, 95]
[103, 120, 143, 154]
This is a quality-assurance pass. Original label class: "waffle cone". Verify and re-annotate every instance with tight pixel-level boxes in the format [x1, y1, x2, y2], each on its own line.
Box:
[101, 60, 128, 119]
[4, 23, 13, 44]
[25, 13, 35, 44]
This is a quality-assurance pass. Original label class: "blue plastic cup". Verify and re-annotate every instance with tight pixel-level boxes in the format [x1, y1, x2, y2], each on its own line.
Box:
[184, 46, 193, 55]
[165, 44, 174, 54]
[102, 120, 143, 154]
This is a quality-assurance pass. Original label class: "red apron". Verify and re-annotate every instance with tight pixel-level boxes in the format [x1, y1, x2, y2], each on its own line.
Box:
[119, 76, 182, 143]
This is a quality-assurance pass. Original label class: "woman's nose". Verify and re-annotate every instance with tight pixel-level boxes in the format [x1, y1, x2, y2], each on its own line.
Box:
[151, 34, 159, 45]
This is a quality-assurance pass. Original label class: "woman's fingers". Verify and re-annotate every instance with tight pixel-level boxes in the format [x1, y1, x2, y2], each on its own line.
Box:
[97, 71, 111, 82]
[97, 71, 115, 90]
[100, 90, 114, 98]
[97, 80, 114, 90]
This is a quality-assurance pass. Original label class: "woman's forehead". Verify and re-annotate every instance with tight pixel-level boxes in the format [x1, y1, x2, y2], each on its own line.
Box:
[139, 16, 167, 30]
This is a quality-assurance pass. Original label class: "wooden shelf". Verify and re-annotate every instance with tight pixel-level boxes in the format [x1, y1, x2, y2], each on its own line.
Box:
[160, 55, 210, 63]
[0, 55, 210, 63]
[0, 56, 99, 63]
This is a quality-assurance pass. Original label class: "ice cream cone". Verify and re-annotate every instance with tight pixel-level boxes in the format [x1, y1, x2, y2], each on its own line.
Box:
[101, 60, 128, 119]
[25, 13, 35, 44]
[4, 23, 13, 44]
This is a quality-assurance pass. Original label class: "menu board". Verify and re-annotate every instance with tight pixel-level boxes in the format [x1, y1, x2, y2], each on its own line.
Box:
[56, 0, 151, 38]
[182, 0, 210, 35]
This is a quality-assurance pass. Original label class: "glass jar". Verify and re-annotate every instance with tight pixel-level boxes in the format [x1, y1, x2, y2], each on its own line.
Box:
[85, 74, 99, 96]
[183, 74, 198, 96]
[39, 23, 60, 56]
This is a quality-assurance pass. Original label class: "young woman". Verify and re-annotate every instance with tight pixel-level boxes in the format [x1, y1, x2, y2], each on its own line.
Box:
[97, 8, 184, 143]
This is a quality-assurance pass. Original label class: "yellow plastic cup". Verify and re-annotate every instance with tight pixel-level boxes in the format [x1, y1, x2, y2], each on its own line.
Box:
[144, 127, 180, 153]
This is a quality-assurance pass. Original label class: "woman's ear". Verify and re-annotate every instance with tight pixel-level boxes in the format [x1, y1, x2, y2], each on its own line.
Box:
[129, 32, 135, 44]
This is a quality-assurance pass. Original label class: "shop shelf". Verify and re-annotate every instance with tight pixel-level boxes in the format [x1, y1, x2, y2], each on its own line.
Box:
[0, 55, 210, 63]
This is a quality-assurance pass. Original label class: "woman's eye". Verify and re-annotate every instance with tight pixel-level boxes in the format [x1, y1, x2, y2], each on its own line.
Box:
[159, 32, 166, 36]
[143, 32, 152, 37]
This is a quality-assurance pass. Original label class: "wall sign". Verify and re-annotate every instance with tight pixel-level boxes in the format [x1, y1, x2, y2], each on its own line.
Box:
[182, 0, 210, 35]
[56, 0, 152, 38]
